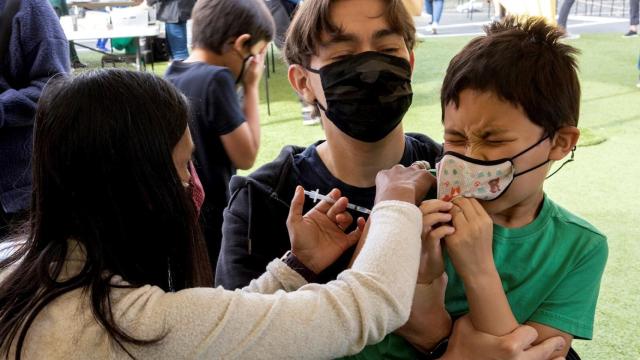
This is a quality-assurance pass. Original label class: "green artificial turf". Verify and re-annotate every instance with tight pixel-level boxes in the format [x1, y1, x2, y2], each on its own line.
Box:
[75, 33, 640, 358]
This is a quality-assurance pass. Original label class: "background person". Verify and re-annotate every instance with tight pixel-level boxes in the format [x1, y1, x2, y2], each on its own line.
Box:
[147, 0, 194, 60]
[624, 0, 639, 36]
[164, 0, 274, 270]
[0, 0, 69, 239]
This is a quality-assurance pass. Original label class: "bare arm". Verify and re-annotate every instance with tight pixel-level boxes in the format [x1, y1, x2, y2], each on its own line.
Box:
[526, 322, 573, 358]
[220, 52, 264, 169]
[440, 315, 567, 360]
[445, 197, 518, 336]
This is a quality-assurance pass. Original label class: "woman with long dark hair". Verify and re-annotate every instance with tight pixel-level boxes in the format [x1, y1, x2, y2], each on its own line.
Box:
[0, 69, 431, 359]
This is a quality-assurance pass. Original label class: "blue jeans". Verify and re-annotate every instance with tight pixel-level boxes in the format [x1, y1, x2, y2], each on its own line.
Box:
[425, 0, 444, 24]
[165, 21, 189, 61]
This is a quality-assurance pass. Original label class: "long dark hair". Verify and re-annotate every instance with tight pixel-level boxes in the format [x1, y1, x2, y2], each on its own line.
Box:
[0, 69, 213, 358]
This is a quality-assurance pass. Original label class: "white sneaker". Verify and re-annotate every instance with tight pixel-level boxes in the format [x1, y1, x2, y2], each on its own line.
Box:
[431, 22, 439, 35]
[636, 75, 640, 89]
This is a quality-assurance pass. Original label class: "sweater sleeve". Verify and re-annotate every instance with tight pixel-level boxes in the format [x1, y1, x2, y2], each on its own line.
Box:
[0, 0, 69, 129]
[216, 185, 280, 290]
[116, 201, 422, 359]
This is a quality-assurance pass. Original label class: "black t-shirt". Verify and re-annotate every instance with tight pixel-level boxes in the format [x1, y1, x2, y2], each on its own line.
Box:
[292, 136, 438, 282]
[165, 61, 245, 264]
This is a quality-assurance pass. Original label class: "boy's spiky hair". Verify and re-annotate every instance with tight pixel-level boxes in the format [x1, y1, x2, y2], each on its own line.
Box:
[441, 16, 581, 136]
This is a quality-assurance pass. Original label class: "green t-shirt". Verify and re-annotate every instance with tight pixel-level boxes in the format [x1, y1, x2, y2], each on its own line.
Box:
[341, 195, 608, 359]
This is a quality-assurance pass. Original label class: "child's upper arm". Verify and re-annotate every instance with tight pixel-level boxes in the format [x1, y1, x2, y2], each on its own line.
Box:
[526, 321, 573, 359]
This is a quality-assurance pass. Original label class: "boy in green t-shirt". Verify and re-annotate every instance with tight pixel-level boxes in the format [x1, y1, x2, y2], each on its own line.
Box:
[416, 16, 608, 359]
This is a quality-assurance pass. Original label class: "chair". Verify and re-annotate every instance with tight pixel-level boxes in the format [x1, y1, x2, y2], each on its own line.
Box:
[263, 42, 277, 116]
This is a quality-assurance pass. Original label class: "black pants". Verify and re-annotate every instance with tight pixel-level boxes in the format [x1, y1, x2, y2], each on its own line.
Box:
[632, 0, 640, 26]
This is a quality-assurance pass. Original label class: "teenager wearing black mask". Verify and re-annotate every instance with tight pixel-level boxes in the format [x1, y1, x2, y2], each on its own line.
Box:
[216, 0, 440, 288]
[216, 0, 443, 354]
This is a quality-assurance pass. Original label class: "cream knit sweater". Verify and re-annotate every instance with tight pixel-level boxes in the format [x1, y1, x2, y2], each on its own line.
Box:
[2, 201, 422, 359]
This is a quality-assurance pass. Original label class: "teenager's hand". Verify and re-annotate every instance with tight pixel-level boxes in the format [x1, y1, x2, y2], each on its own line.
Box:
[396, 274, 452, 353]
[287, 186, 365, 274]
[374, 164, 435, 205]
[418, 199, 455, 284]
[242, 50, 266, 88]
[440, 315, 566, 360]
[444, 197, 496, 282]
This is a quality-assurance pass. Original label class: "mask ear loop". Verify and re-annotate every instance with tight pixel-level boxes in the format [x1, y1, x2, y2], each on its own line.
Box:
[302, 66, 328, 113]
[546, 146, 576, 179]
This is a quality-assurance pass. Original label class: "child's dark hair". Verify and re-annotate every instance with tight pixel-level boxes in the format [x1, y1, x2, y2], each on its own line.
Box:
[441, 16, 581, 136]
[191, 0, 275, 54]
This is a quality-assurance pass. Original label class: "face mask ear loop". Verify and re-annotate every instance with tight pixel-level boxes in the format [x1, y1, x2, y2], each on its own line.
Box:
[546, 146, 576, 179]
[510, 135, 551, 161]
[302, 66, 325, 113]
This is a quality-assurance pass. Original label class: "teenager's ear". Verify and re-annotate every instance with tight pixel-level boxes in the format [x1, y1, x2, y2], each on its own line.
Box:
[549, 126, 580, 161]
[288, 64, 317, 104]
[232, 34, 252, 53]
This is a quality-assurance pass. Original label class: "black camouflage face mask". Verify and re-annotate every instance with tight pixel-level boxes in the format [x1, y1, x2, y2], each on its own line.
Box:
[306, 51, 413, 142]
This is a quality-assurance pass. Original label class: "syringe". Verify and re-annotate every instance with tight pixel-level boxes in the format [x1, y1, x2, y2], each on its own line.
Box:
[304, 189, 372, 215]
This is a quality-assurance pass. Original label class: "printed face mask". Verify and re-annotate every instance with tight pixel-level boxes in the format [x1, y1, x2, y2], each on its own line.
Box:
[307, 51, 413, 142]
[436, 136, 550, 202]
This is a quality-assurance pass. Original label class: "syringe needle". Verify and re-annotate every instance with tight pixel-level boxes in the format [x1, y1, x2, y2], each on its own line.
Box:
[303, 189, 371, 215]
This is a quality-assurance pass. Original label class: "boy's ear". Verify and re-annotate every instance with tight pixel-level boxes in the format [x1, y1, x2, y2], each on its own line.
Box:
[232, 34, 252, 53]
[288, 64, 317, 104]
[549, 126, 580, 161]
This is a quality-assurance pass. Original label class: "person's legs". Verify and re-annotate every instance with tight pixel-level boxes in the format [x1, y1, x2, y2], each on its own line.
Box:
[557, 0, 576, 29]
[631, 0, 639, 29]
[430, 0, 444, 34]
[433, 0, 444, 24]
[625, 0, 639, 35]
[69, 41, 87, 68]
[165, 21, 189, 61]
[425, 0, 433, 17]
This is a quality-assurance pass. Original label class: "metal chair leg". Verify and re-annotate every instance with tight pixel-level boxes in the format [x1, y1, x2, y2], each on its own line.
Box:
[264, 63, 271, 116]
[270, 42, 275, 73]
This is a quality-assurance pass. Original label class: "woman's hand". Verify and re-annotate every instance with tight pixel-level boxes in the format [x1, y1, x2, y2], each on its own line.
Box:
[440, 315, 566, 360]
[374, 164, 435, 205]
[287, 186, 365, 274]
